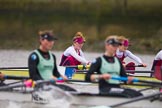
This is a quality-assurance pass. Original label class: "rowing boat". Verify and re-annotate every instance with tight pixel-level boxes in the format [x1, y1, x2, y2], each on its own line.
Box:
[0, 68, 159, 81]
[0, 86, 161, 108]
[1, 68, 161, 89]
[0, 76, 161, 108]
[0, 69, 29, 77]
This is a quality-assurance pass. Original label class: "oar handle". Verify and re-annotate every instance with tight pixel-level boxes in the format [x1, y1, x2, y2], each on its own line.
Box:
[111, 76, 162, 86]
[111, 76, 139, 82]
[136, 65, 145, 67]
[126, 64, 144, 67]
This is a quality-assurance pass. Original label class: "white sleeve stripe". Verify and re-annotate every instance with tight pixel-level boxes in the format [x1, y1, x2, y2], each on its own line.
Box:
[126, 50, 143, 64]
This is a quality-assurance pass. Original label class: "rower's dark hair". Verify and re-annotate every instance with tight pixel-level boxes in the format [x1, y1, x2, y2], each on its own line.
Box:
[105, 35, 118, 44]
[38, 30, 53, 38]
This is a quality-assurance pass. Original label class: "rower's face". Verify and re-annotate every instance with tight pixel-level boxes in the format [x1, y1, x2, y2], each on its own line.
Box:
[74, 42, 84, 50]
[119, 44, 128, 52]
[40, 39, 54, 50]
[105, 44, 118, 55]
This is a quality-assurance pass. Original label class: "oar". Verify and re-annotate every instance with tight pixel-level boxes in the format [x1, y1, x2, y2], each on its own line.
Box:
[67, 79, 161, 87]
[64, 65, 90, 70]
[67, 76, 162, 86]
[0, 79, 55, 90]
[0, 67, 28, 70]
[126, 70, 154, 73]
[75, 70, 154, 73]
[126, 64, 145, 67]
[54, 77, 159, 87]
[4, 75, 29, 80]
[65, 64, 144, 69]
[110, 92, 162, 107]
[0, 74, 29, 80]
[0, 78, 77, 92]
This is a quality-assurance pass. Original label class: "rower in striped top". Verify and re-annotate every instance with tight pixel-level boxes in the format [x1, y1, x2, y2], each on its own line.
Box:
[115, 36, 147, 73]
[59, 32, 90, 66]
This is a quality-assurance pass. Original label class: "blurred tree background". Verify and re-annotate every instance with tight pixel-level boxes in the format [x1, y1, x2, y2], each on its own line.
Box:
[0, 0, 162, 54]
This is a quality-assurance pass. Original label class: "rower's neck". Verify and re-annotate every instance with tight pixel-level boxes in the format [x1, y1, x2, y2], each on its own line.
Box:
[73, 45, 79, 52]
[104, 51, 114, 57]
[39, 46, 48, 52]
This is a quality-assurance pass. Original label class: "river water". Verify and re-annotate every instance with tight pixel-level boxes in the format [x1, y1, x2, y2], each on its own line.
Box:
[0, 50, 158, 108]
[0, 50, 154, 69]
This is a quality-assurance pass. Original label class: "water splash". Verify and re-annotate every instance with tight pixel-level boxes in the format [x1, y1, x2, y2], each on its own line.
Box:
[33, 85, 72, 108]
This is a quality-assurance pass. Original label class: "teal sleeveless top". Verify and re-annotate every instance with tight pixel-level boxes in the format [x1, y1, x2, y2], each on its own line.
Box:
[100, 56, 121, 84]
[35, 50, 54, 80]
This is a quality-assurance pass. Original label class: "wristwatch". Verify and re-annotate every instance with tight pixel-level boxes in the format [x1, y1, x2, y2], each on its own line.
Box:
[94, 75, 100, 82]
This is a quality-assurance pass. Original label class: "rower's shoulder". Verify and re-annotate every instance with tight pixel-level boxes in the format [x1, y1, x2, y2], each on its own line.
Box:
[51, 53, 56, 59]
[124, 50, 132, 56]
[29, 49, 39, 55]
[28, 51, 38, 61]
[157, 50, 162, 55]
[125, 50, 131, 53]
[65, 46, 73, 51]
[91, 56, 102, 64]
[63, 46, 73, 55]
[155, 50, 162, 60]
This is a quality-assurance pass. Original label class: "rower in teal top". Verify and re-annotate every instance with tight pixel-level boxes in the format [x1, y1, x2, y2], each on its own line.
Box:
[85, 36, 143, 98]
[28, 30, 67, 81]
[34, 50, 54, 80]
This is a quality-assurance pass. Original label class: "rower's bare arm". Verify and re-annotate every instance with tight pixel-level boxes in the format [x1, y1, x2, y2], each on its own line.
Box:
[142, 63, 147, 67]
[61, 75, 68, 81]
[127, 76, 134, 84]
[0, 72, 5, 81]
[90, 74, 111, 82]
[52, 76, 58, 81]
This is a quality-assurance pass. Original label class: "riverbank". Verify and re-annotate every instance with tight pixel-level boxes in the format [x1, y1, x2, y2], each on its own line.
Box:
[0, 0, 162, 53]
